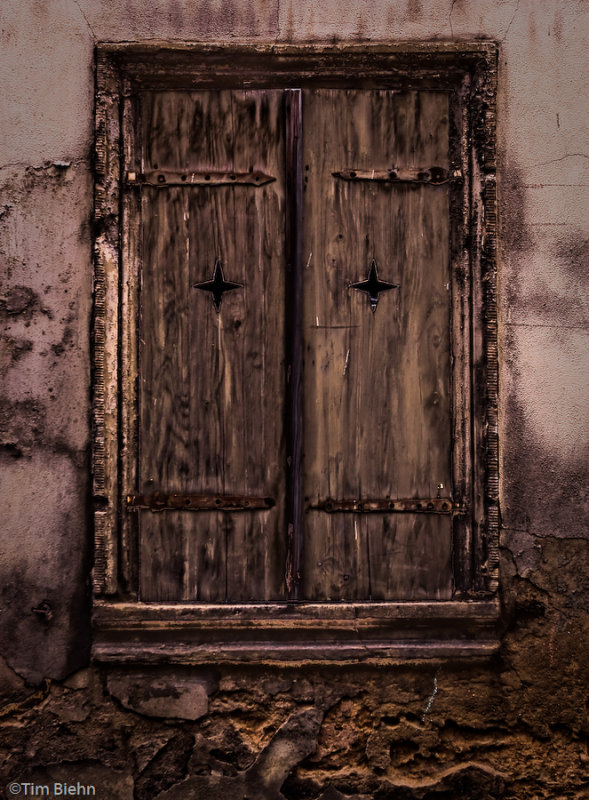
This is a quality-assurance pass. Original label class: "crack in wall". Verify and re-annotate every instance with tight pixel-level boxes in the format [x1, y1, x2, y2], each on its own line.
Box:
[71, 0, 97, 41]
[421, 673, 439, 723]
[448, 0, 457, 39]
[501, 0, 520, 43]
[530, 153, 589, 168]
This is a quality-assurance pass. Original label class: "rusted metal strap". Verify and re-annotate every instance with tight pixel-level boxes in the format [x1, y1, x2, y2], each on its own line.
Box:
[126, 170, 275, 187]
[127, 493, 275, 512]
[311, 498, 464, 514]
[333, 167, 461, 185]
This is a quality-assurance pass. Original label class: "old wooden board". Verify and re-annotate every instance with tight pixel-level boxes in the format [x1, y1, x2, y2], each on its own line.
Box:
[302, 89, 453, 600]
[304, 512, 452, 601]
[138, 90, 286, 601]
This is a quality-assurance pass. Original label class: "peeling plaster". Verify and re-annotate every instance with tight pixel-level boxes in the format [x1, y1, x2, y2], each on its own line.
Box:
[513, 326, 589, 460]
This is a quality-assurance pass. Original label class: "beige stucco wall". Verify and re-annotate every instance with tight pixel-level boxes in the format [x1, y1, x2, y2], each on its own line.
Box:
[1, 2, 588, 798]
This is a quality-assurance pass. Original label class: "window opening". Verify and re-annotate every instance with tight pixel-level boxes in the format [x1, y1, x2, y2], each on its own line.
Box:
[92, 44, 500, 662]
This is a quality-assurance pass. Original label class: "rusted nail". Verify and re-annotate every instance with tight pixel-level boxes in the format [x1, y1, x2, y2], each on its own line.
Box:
[32, 601, 53, 621]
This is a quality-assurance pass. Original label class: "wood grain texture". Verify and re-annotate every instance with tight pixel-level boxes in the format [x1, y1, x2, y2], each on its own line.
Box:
[138, 90, 286, 601]
[284, 89, 304, 599]
[119, 93, 142, 598]
[93, 56, 121, 595]
[302, 90, 452, 600]
[448, 89, 473, 597]
[94, 596, 501, 662]
[303, 513, 452, 601]
[98, 42, 497, 94]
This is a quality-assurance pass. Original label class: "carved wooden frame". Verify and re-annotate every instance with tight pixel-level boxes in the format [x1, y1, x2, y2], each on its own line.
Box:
[92, 42, 500, 663]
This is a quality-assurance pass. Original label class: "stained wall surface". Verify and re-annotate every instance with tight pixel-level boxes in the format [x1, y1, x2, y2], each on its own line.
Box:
[1, 2, 588, 798]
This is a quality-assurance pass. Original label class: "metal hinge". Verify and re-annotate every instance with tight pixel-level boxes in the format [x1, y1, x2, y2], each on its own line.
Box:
[332, 167, 462, 185]
[127, 493, 275, 512]
[126, 169, 275, 187]
[310, 497, 465, 514]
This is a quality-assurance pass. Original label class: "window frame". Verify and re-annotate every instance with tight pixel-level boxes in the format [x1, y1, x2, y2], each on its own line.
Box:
[92, 42, 500, 663]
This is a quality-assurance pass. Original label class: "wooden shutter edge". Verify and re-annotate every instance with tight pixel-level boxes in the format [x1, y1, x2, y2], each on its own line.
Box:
[470, 48, 500, 596]
[118, 90, 142, 598]
[284, 88, 304, 599]
[92, 51, 121, 595]
[449, 75, 473, 597]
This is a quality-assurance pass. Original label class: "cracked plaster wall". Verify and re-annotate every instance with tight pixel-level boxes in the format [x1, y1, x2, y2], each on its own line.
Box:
[1, 1, 588, 798]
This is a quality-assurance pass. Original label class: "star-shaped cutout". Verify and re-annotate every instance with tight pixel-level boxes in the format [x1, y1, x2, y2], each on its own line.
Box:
[192, 258, 243, 312]
[349, 259, 400, 312]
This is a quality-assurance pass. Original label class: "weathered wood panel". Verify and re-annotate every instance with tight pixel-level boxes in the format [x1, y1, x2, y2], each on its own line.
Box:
[304, 513, 452, 601]
[138, 90, 286, 601]
[302, 90, 452, 600]
[284, 89, 304, 599]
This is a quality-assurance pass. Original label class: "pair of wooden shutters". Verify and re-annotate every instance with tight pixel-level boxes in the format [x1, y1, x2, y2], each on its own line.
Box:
[131, 87, 455, 603]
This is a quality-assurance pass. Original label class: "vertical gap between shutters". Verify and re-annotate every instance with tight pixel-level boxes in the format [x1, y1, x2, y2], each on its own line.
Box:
[284, 89, 304, 601]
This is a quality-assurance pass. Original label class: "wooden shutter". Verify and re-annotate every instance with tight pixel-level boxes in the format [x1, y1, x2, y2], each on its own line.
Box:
[136, 90, 286, 601]
[129, 87, 462, 603]
[302, 90, 454, 600]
